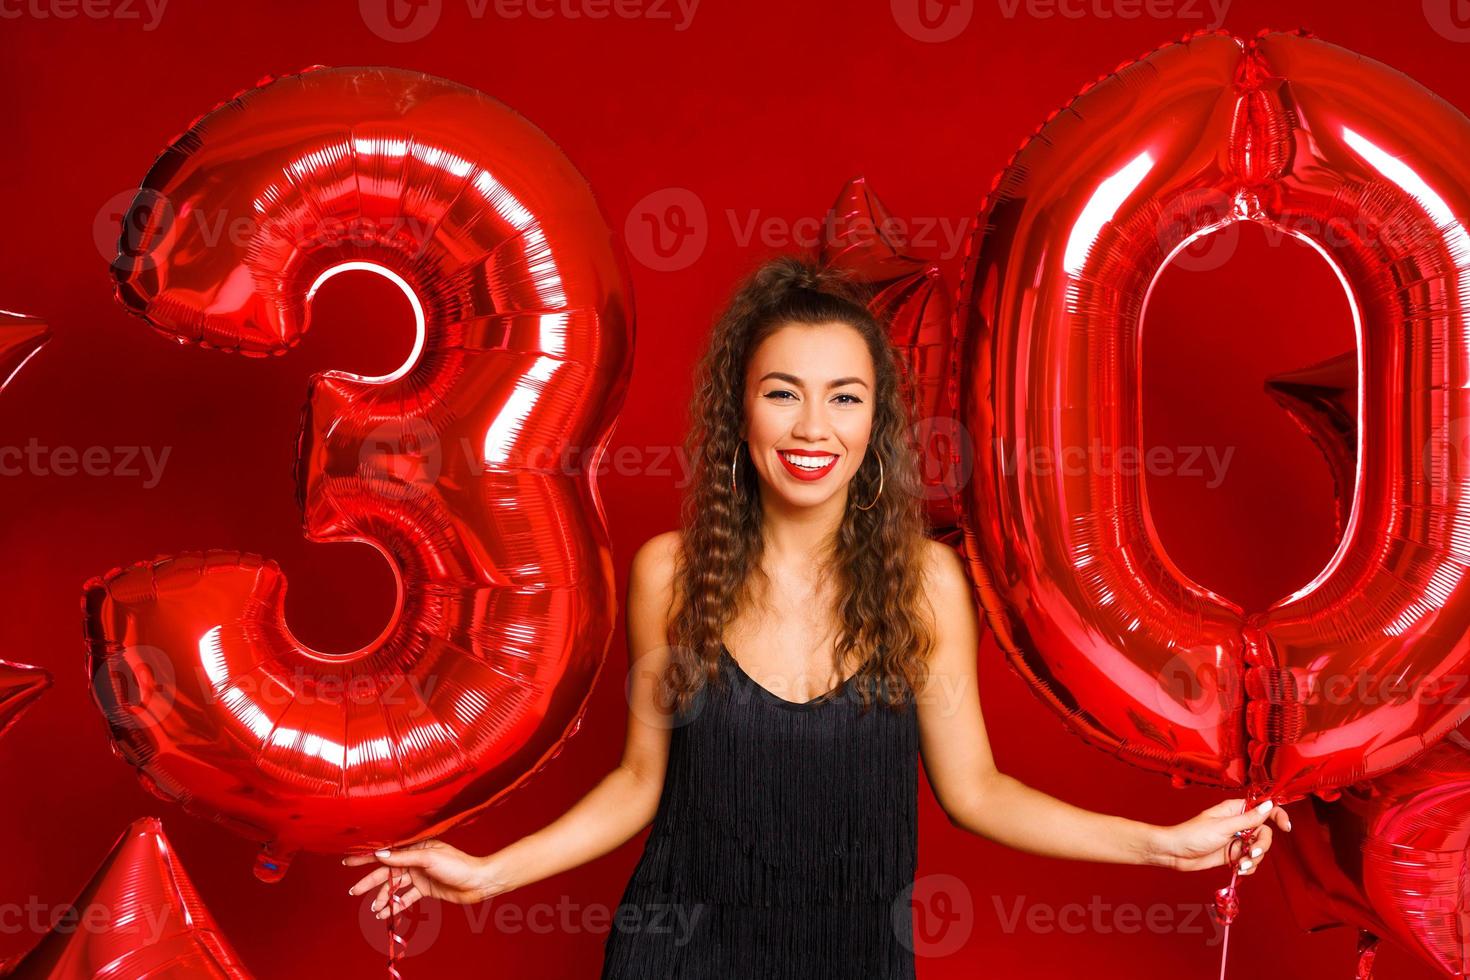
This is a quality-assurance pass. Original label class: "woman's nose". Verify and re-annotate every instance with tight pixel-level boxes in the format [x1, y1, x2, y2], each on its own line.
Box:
[792, 403, 831, 439]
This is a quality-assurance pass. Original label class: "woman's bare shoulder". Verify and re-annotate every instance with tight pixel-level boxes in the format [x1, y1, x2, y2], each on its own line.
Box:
[626, 531, 684, 649]
[630, 530, 684, 592]
[918, 537, 973, 621]
[920, 537, 968, 589]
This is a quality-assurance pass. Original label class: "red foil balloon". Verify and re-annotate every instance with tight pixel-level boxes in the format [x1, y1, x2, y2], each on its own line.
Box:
[0, 319, 51, 740]
[1275, 721, 1470, 978]
[84, 67, 633, 881]
[959, 30, 1470, 801]
[819, 178, 963, 533]
[0, 660, 50, 740]
[0, 817, 252, 978]
[0, 312, 49, 393]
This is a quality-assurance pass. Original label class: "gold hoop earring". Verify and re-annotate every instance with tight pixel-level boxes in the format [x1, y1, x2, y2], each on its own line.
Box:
[729, 442, 742, 496]
[855, 451, 884, 511]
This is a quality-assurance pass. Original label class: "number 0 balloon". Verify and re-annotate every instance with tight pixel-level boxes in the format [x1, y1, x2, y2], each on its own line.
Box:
[959, 30, 1470, 803]
[84, 67, 633, 880]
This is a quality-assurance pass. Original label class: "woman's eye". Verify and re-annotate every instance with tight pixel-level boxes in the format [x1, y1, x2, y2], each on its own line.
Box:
[763, 390, 861, 404]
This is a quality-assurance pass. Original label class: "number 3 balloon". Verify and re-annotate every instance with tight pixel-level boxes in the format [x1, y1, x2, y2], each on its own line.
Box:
[84, 67, 633, 880]
[959, 30, 1470, 803]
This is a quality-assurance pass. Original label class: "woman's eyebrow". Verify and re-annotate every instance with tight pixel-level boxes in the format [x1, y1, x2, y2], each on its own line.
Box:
[758, 371, 870, 389]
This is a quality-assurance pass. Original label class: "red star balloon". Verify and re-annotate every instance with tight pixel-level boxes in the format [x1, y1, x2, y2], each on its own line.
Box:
[1265, 351, 1357, 545]
[0, 817, 252, 978]
[0, 660, 50, 740]
[1275, 719, 1470, 978]
[0, 317, 50, 739]
[0, 311, 48, 394]
[818, 178, 962, 536]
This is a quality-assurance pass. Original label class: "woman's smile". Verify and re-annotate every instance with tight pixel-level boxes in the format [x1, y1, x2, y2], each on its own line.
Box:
[776, 449, 840, 481]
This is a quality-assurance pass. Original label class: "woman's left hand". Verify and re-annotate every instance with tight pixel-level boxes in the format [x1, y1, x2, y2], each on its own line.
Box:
[1151, 798, 1293, 874]
[345, 838, 500, 919]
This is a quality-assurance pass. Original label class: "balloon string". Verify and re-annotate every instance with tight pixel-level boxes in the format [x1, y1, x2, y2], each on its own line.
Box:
[1216, 866, 1238, 980]
[1213, 800, 1256, 980]
[387, 867, 405, 980]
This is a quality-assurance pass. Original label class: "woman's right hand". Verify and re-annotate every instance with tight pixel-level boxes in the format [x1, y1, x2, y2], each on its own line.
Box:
[345, 839, 517, 919]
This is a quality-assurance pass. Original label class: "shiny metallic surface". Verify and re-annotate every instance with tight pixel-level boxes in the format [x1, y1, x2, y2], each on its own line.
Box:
[83, 67, 633, 881]
[959, 32, 1470, 801]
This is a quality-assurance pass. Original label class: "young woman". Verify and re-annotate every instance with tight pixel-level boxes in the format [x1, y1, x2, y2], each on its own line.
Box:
[345, 255, 1291, 977]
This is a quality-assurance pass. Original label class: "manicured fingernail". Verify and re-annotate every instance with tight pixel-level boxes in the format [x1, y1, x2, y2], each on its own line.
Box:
[1250, 846, 1262, 858]
[1255, 800, 1273, 813]
[348, 887, 355, 895]
[1239, 859, 1253, 871]
[375, 849, 390, 858]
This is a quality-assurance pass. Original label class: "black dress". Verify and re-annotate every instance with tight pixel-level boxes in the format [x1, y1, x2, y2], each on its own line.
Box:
[600, 643, 920, 979]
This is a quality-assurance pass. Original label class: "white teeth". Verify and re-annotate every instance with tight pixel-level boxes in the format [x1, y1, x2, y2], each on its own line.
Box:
[781, 452, 836, 470]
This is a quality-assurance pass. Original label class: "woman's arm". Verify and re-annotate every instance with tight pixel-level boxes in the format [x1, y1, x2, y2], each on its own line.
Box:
[484, 532, 683, 891]
[915, 540, 1289, 872]
[348, 531, 684, 917]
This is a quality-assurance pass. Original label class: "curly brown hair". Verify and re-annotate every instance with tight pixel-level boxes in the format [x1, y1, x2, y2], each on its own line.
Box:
[660, 253, 935, 717]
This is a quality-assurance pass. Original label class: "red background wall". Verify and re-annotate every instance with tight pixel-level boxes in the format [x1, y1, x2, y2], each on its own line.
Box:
[1, 1, 1463, 976]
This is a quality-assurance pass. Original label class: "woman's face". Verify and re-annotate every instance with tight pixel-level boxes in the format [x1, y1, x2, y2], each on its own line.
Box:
[742, 321, 876, 509]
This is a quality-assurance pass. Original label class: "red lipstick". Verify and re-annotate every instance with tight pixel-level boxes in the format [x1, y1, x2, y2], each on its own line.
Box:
[776, 449, 839, 481]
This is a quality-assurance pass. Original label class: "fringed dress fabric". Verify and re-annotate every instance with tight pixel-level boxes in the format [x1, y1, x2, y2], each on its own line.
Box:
[601, 643, 920, 979]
